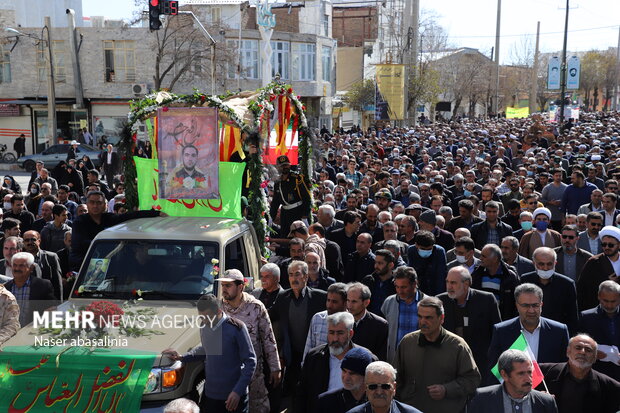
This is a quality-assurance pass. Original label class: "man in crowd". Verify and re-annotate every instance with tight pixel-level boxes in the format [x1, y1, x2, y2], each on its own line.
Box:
[407, 230, 447, 296]
[577, 211, 603, 255]
[0, 283, 20, 345]
[163, 294, 256, 413]
[296, 312, 376, 413]
[520, 247, 579, 333]
[540, 334, 620, 413]
[315, 347, 375, 413]
[468, 349, 557, 412]
[447, 236, 479, 274]
[488, 283, 570, 382]
[252, 264, 283, 311]
[4, 252, 56, 326]
[303, 283, 347, 358]
[519, 207, 561, 259]
[470, 200, 513, 249]
[218, 269, 281, 413]
[562, 171, 598, 215]
[347, 361, 423, 413]
[271, 261, 326, 397]
[346, 282, 388, 361]
[22, 230, 63, 301]
[554, 225, 593, 282]
[577, 225, 620, 311]
[578, 280, 620, 381]
[362, 250, 397, 316]
[328, 211, 361, 260]
[438, 266, 501, 381]
[500, 236, 535, 276]
[393, 296, 480, 413]
[381, 266, 425, 362]
[4, 194, 34, 233]
[471, 244, 520, 319]
[344, 233, 376, 283]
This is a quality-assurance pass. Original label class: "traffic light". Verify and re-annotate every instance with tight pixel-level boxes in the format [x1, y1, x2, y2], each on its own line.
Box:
[149, 0, 161, 31]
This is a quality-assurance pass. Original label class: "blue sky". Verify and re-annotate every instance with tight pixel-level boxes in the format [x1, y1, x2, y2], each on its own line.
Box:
[82, 0, 620, 63]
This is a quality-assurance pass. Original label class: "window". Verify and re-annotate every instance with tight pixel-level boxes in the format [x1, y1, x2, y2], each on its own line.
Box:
[0, 43, 10, 83]
[322, 46, 331, 82]
[271, 41, 290, 80]
[104, 40, 136, 82]
[211, 7, 221, 24]
[227, 39, 259, 79]
[292, 43, 315, 81]
[322, 14, 329, 37]
[37, 40, 67, 82]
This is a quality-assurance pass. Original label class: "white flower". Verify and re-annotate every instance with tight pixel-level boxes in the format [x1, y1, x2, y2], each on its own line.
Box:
[183, 177, 195, 189]
[211, 258, 219, 265]
[78, 285, 85, 293]
[155, 91, 173, 104]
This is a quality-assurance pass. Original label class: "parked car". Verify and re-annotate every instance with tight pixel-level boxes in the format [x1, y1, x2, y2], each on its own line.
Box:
[18, 144, 102, 171]
[1, 216, 263, 411]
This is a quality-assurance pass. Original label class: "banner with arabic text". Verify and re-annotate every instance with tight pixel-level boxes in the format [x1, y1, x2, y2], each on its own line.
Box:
[506, 107, 530, 119]
[0, 345, 155, 412]
[375, 64, 405, 120]
[135, 157, 243, 219]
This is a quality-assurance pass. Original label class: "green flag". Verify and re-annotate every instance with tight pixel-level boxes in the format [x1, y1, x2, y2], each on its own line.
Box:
[506, 107, 530, 119]
[135, 157, 243, 219]
[0, 345, 155, 412]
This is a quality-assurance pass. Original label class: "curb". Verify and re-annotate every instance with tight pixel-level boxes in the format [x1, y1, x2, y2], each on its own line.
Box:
[0, 164, 24, 172]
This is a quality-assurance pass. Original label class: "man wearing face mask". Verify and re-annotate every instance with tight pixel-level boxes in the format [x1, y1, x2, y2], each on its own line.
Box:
[269, 155, 311, 238]
[520, 247, 579, 335]
[512, 211, 534, 242]
[518, 208, 561, 260]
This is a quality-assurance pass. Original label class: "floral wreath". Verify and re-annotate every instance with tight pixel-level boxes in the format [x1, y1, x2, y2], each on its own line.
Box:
[122, 83, 315, 255]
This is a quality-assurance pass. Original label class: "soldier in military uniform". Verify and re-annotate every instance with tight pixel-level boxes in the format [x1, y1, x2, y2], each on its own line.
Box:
[270, 155, 311, 238]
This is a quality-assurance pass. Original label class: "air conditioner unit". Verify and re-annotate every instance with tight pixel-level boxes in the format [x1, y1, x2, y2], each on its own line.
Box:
[132, 84, 148, 96]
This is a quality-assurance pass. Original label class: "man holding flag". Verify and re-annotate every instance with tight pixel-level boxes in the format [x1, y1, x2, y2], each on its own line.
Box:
[468, 349, 557, 412]
[487, 283, 569, 384]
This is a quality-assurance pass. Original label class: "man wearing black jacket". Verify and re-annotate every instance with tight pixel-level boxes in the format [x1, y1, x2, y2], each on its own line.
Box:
[271, 261, 327, 398]
[296, 312, 377, 413]
[346, 282, 388, 361]
[70, 191, 163, 270]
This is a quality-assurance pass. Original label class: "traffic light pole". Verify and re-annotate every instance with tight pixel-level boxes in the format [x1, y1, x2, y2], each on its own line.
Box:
[559, 0, 569, 127]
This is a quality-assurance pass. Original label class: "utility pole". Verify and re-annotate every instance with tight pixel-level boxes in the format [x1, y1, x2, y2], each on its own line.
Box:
[409, 0, 419, 125]
[614, 26, 620, 111]
[529, 21, 540, 114]
[493, 0, 501, 117]
[44, 16, 57, 145]
[559, 0, 570, 126]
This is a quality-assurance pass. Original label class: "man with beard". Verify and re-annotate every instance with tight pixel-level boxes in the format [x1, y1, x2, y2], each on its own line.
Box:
[540, 334, 620, 413]
[468, 350, 557, 412]
[270, 155, 311, 238]
[295, 312, 377, 413]
[554, 225, 592, 282]
[577, 226, 620, 310]
[347, 361, 422, 413]
[219, 270, 281, 413]
[316, 347, 375, 413]
[578, 281, 620, 381]
[303, 283, 347, 359]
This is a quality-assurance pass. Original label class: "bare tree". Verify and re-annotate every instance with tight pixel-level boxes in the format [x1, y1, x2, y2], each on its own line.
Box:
[508, 35, 535, 67]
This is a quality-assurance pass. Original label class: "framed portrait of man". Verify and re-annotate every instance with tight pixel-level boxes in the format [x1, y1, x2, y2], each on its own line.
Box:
[157, 107, 219, 199]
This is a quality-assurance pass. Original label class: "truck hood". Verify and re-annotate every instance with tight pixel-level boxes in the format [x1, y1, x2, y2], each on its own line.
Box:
[2, 298, 202, 364]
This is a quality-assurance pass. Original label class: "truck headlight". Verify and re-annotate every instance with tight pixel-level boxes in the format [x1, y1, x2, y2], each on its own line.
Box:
[144, 362, 184, 394]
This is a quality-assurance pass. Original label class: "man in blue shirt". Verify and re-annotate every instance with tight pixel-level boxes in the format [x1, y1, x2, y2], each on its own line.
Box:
[561, 170, 598, 215]
[164, 294, 256, 413]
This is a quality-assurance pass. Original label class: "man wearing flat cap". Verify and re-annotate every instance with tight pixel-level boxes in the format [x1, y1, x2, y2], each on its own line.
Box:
[316, 347, 375, 413]
[577, 225, 620, 310]
[518, 208, 562, 260]
[270, 155, 311, 238]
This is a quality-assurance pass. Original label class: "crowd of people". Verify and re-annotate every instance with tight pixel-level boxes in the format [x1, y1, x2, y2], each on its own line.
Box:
[3, 111, 620, 413]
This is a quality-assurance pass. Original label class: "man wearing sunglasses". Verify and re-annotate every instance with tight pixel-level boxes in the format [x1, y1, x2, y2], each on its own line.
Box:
[554, 225, 593, 283]
[577, 211, 604, 255]
[577, 225, 620, 311]
[346, 361, 422, 413]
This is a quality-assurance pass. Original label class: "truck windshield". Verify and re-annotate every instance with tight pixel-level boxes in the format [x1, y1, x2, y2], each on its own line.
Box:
[72, 240, 219, 300]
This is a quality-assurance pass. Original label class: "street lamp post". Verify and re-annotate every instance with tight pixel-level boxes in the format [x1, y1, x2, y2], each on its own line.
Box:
[7, 18, 57, 146]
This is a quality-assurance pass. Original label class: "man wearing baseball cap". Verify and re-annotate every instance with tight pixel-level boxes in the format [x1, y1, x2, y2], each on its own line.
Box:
[578, 225, 620, 310]
[374, 189, 392, 213]
[316, 347, 375, 413]
[270, 155, 311, 238]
